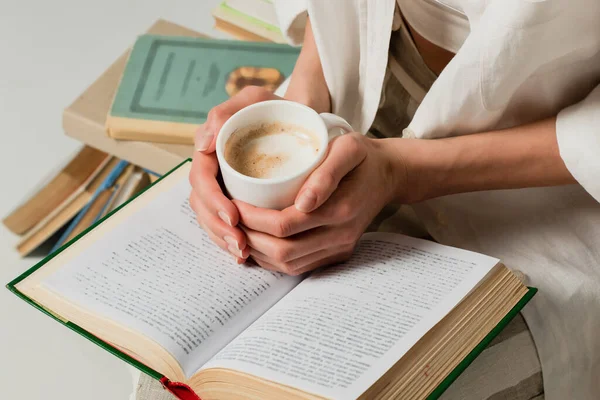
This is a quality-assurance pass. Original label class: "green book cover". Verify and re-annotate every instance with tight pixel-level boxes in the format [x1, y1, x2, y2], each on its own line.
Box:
[5, 158, 537, 399]
[106, 35, 300, 144]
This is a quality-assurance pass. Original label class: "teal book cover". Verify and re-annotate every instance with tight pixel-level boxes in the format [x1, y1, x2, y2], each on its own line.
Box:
[106, 35, 300, 144]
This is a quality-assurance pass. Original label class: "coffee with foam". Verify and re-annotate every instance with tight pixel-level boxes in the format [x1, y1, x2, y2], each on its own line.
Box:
[224, 122, 321, 179]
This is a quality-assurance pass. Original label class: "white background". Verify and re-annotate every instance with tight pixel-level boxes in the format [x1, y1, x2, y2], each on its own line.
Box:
[0, 1, 225, 398]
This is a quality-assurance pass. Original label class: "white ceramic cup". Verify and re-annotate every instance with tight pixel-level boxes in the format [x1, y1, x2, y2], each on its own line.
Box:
[216, 100, 353, 210]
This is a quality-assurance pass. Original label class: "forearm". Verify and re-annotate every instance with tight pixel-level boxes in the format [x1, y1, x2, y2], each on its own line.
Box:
[387, 117, 577, 203]
[284, 18, 331, 113]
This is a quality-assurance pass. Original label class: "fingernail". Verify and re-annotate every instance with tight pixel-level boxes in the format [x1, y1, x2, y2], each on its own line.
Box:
[295, 189, 317, 212]
[194, 126, 214, 152]
[218, 211, 232, 227]
[224, 235, 240, 250]
[228, 244, 243, 258]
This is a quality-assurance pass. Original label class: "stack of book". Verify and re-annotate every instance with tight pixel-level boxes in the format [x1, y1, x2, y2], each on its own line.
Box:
[212, 0, 286, 43]
[61, 19, 299, 177]
[3, 146, 153, 257]
[4, 18, 299, 257]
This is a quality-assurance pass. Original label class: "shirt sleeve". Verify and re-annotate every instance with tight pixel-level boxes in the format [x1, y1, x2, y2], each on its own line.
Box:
[272, 0, 308, 45]
[556, 83, 600, 203]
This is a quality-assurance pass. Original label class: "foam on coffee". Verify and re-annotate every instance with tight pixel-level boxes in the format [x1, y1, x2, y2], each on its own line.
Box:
[224, 122, 320, 179]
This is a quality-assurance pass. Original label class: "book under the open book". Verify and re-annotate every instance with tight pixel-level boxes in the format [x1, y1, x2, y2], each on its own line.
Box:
[7, 159, 536, 400]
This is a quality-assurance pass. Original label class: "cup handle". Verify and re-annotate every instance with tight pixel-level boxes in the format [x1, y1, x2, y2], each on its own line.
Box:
[319, 113, 354, 142]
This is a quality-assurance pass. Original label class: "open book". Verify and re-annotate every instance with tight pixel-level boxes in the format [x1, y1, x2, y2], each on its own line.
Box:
[8, 160, 535, 400]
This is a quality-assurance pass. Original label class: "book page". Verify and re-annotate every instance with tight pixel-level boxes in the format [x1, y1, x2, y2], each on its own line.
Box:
[201, 232, 498, 399]
[42, 173, 301, 378]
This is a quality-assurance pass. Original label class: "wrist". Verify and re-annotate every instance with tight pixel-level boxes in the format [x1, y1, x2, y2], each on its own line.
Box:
[383, 138, 449, 204]
[370, 138, 424, 205]
[283, 17, 331, 114]
[284, 78, 331, 113]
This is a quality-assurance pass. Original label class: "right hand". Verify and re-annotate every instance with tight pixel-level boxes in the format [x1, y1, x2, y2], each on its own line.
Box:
[189, 86, 282, 263]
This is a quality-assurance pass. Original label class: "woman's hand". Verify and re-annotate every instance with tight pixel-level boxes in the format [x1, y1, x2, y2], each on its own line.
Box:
[189, 16, 333, 264]
[189, 86, 282, 263]
[234, 134, 406, 275]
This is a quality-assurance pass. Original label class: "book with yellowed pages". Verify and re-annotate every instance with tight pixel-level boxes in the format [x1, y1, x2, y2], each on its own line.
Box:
[105, 166, 151, 215]
[7, 159, 536, 400]
[14, 157, 119, 257]
[62, 19, 286, 176]
[5, 151, 152, 257]
[62, 20, 205, 176]
[49, 161, 132, 252]
[2, 146, 110, 235]
[105, 34, 299, 145]
[52, 163, 151, 252]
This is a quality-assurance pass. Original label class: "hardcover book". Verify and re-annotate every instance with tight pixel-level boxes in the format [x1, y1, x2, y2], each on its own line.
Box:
[7, 160, 536, 400]
[2, 146, 109, 235]
[49, 160, 131, 252]
[106, 35, 300, 145]
[62, 20, 204, 176]
[14, 156, 122, 257]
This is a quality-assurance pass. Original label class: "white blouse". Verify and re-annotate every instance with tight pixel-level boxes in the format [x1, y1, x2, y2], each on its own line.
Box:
[273, 1, 600, 399]
[397, 0, 469, 53]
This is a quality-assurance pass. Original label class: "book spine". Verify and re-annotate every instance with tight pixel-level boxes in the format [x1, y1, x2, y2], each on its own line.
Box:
[49, 161, 129, 253]
[95, 187, 120, 223]
[143, 168, 161, 178]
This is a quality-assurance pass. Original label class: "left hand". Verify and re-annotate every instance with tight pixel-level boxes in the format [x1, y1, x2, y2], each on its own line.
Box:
[235, 133, 404, 275]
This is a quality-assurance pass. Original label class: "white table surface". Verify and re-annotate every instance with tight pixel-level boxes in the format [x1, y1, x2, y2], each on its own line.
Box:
[0, 1, 226, 398]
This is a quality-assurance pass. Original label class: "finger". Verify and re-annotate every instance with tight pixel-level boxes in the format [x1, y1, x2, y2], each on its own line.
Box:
[242, 257, 279, 272]
[197, 220, 244, 264]
[219, 86, 279, 116]
[243, 226, 326, 263]
[291, 250, 354, 276]
[194, 123, 214, 154]
[250, 257, 288, 274]
[190, 193, 246, 261]
[189, 192, 248, 259]
[190, 152, 240, 228]
[295, 134, 367, 213]
[242, 225, 355, 263]
[249, 244, 354, 276]
[234, 200, 326, 238]
[194, 86, 279, 154]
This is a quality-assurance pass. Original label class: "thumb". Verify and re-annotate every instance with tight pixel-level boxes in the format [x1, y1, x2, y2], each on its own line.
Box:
[294, 134, 367, 213]
[194, 105, 232, 154]
[195, 123, 216, 154]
